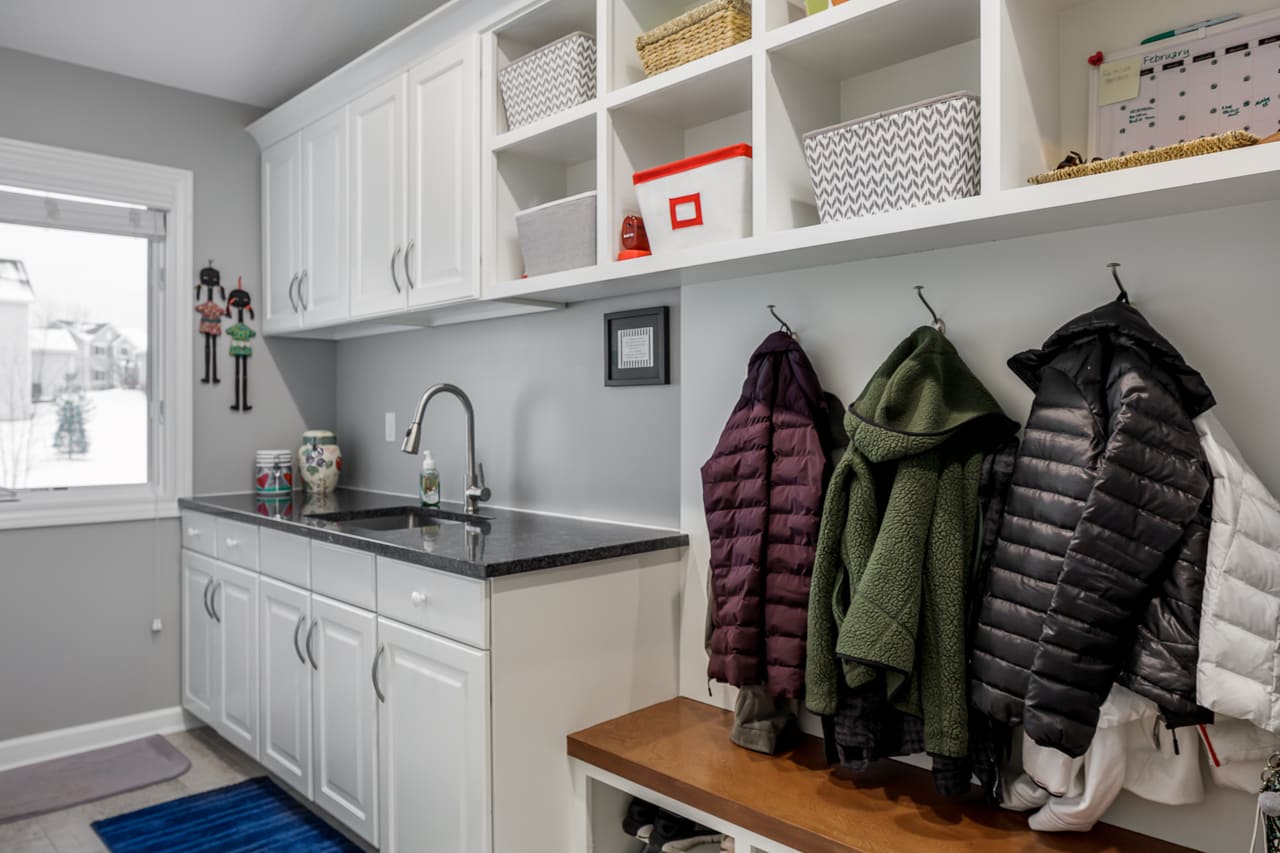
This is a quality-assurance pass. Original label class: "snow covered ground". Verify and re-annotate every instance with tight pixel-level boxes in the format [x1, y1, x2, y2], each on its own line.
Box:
[0, 388, 148, 489]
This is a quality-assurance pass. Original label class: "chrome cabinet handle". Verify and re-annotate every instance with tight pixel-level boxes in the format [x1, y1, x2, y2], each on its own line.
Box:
[186, 526, 200, 537]
[372, 644, 386, 703]
[292, 614, 308, 665]
[209, 582, 222, 623]
[298, 270, 309, 310]
[305, 619, 318, 670]
[202, 578, 214, 619]
[390, 247, 403, 293]
[410, 590, 427, 606]
[224, 537, 240, 549]
[403, 240, 416, 290]
[287, 274, 299, 312]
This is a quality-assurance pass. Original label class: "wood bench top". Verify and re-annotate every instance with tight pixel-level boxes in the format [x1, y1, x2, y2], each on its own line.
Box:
[567, 697, 1196, 853]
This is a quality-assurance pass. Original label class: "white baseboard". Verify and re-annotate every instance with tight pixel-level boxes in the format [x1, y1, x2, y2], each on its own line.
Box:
[0, 706, 195, 773]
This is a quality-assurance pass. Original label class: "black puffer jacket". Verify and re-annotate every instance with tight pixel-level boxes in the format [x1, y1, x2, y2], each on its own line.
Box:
[969, 301, 1215, 758]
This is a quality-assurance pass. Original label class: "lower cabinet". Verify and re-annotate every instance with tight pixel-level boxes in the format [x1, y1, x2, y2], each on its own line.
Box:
[182, 550, 259, 759]
[259, 577, 313, 798]
[377, 617, 491, 853]
[312, 594, 380, 846]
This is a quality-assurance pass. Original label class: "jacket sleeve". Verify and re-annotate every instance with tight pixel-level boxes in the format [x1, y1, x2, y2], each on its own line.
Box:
[1023, 352, 1211, 757]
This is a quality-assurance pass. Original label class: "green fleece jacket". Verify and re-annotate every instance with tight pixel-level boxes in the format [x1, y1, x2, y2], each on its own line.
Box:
[805, 328, 1016, 758]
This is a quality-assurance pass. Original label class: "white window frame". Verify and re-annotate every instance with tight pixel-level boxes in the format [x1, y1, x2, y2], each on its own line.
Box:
[0, 136, 193, 529]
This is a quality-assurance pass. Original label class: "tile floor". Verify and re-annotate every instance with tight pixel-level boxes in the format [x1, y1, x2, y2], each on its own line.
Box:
[0, 727, 363, 853]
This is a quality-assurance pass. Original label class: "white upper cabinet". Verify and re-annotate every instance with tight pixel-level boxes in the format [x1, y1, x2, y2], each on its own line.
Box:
[261, 134, 301, 334]
[299, 106, 351, 327]
[406, 37, 480, 308]
[350, 76, 409, 320]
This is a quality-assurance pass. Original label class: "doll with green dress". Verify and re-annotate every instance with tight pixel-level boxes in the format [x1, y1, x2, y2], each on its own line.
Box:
[225, 277, 256, 412]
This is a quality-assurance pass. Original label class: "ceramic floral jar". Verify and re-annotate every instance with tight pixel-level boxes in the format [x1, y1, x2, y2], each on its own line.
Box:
[299, 429, 343, 494]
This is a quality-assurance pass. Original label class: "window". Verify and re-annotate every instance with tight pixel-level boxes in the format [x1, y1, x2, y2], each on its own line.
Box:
[0, 137, 192, 528]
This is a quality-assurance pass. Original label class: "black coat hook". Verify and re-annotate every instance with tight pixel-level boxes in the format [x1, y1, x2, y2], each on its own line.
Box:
[768, 304, 796, 338]
[1108, 262, 1131, 304]
[915, 286, 946, 335]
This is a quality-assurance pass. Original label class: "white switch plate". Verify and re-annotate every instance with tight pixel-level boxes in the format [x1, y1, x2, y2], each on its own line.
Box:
[385, 412, 396, 442]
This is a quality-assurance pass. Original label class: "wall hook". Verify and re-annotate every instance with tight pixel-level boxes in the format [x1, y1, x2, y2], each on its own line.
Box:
[1108, 262, 1131, 304]
[915, 286, 946, 335]
[767, 304, 796, 338]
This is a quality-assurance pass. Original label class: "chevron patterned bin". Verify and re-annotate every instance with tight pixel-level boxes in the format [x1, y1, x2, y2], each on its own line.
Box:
[499, 32, 597, 130]
[803, 92, 980, 222]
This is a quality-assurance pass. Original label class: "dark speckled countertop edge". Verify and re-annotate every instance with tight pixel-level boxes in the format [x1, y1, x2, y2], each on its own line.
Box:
[178, 494, 689, 580]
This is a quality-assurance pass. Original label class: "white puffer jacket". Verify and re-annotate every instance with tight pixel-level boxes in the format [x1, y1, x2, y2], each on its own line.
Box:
[1195, 413, 1280, 734]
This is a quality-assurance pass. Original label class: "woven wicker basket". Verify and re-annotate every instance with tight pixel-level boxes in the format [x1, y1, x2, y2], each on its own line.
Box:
[1028, 131, 1260, 185]
[636, 0, 752, 77]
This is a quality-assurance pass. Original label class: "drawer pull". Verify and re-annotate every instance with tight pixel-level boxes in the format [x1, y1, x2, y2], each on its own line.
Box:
[225, 538, 240, 548]
[410, 591, 428, 606]
[186, 527, 201, 537]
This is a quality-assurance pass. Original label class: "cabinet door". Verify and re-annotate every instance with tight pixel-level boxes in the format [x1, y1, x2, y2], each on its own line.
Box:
[181, 550, 219, 726]
[300, 106, 350, 328]
[259, 578, 312, 799]
[406, 38, 479, 308]
[377, 617, 491, 853]
[214, 562, 259, 758]
[262, 134, 302, 333]
[312, 594, 379, 845]
[350, 75, 407, 320]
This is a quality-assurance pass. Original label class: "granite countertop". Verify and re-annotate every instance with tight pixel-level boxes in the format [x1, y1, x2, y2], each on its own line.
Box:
[178, 490, 688, 580]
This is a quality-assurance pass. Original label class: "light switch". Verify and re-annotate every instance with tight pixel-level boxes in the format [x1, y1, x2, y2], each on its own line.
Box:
[385, 412, 396, 442]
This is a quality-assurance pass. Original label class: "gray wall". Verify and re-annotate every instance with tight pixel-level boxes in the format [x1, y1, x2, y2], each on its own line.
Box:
[336, 290, 681, 529]
[679, 200, 1280, 852]
[0, 47, 335, 740]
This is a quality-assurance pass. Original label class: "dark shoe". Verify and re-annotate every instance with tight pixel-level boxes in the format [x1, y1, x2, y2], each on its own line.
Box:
[643, 810, 710, 853]
[623, 797, 658, 837]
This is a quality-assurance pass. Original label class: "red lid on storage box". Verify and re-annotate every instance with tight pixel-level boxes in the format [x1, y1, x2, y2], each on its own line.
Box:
[633, 144, 753, 185]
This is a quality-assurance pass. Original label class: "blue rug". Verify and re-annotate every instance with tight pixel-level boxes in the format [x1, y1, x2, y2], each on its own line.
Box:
[91, 777, 360, 852]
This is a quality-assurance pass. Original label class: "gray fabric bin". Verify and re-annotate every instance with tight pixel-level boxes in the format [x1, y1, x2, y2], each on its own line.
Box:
[499, 32, 597, 130]
[515, 191, 597, 277]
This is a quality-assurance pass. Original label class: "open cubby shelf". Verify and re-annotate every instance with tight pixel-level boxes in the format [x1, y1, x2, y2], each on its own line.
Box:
[480, 0, 1280, 302]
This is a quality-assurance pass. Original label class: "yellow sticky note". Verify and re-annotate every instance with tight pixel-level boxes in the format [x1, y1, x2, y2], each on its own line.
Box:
[1098, 56, 1142, 107]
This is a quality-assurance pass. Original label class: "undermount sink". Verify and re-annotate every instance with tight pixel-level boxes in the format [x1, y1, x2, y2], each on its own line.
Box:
[306, 505, 491, 532]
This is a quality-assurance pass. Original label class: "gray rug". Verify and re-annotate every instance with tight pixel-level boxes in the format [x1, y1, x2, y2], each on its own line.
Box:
[0, 735, 190, 824]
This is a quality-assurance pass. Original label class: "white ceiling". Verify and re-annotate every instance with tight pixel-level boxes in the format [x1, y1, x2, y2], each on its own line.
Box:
[0, 0, 452, 109]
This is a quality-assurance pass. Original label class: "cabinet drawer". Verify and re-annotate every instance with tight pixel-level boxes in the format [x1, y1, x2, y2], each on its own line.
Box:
[311, 542, 376, 611]
[377, 557, 488, 649]
[259, 528, 310, 588]
[216, 518, 260, 570]
[181, 512, 218, 556]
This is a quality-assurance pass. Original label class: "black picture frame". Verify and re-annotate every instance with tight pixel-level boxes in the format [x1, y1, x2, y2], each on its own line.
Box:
[604, 306, 669, 387]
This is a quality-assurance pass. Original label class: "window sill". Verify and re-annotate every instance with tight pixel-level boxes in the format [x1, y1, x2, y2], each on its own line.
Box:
[0, 489, 179, 531]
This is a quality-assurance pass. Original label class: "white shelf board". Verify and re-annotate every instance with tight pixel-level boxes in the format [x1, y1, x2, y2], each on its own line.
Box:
[606, 41, 753, 125]
[483, 144, 1280, 304]
[492, 0, 596, 52]
[764, 0, 980, 79]
[490, 102, 597, 163]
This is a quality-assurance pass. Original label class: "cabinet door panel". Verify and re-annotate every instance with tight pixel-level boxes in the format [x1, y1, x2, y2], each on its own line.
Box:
[378, 617, 490, 853]
[262, 134, 301, 333]
[312, 594, 378, 845]
[215, 562, 259, 758]
[407, 39, 478, 308]
[350, 75, 407, 319]
[259, 578, 312, 798]
[300, 106, 350, 327]
[181, 551, 219, 725]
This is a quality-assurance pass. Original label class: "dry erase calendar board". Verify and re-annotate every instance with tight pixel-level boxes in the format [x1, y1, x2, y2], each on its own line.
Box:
[1092, 9, 1280, 158]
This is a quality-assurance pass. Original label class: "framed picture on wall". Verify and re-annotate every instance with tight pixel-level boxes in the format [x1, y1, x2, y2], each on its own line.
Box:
[604, 306, 669, 387]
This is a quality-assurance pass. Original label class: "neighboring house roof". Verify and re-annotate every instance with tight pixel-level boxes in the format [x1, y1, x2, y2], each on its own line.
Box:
[30, 328, 80, 354]
[0, 259, 34, 305]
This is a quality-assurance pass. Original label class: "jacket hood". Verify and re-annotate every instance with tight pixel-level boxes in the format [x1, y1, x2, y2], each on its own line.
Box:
[748, 331, 823, 406]
[849, 327, 1016, 463]
[1009, 301, 1215, 417]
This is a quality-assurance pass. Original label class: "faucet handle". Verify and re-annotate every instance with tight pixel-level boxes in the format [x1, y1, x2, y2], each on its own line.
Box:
[469, 462, 492, 504]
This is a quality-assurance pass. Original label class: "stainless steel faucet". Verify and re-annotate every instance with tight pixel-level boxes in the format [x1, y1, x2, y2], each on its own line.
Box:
[400, 383, 491, 515]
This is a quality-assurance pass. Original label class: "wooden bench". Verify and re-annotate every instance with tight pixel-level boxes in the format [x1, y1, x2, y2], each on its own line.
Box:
[567, 697, 1195, 853]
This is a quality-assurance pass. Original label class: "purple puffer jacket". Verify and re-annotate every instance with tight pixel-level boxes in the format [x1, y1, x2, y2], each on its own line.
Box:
[702, 332, 836, 699]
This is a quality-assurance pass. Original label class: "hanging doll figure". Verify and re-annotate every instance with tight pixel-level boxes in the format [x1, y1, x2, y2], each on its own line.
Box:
[225, 277, 256, 412]
[194, 261, 227, 384]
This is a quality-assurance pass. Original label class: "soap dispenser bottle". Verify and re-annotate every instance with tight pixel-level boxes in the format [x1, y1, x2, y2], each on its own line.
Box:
[419, 450, 441, 507]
